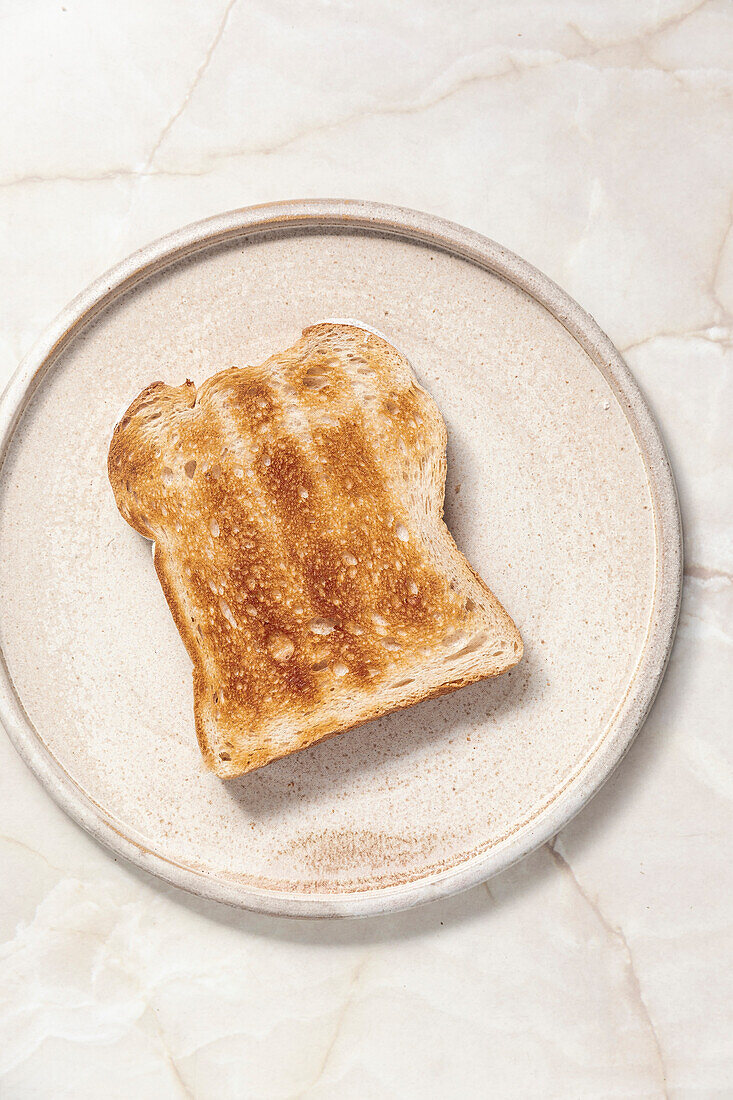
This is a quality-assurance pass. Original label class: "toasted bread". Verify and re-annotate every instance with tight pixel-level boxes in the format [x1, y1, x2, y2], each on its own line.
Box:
[108, 323, 522, 777]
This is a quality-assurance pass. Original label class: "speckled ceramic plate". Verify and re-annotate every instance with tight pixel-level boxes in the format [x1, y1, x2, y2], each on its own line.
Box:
[0, 200, 681, 917]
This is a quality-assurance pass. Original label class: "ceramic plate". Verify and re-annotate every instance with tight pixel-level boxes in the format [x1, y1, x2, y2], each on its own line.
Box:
[0, 201, 681, 917]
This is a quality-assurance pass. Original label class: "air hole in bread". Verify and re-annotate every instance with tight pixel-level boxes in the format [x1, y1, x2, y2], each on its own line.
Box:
[219, 752, 231, 761]
[209, 463, 222, 480]
[398, 439, 408, 457]
[442, 630, 465, 648]
[395, 523, 409, 542]
[308, 617, 337, 635]
[382, 637, 401, 652]
[184, 460, 197, 478]
[261, 453, 271, 467]
[342, 552, 358, 567]
[385, 399, 398, 415]
[218, 598, 236, 628]
[267, 633, 294, 661]
[448, 633, 488, 660]
[345, 621, 364, 635]
[232, 465, 244, 478]
[332, 662, 348, 677]
[392, 678, 414, 689]
[465, 598, 476, 613]
[161, 467, 174, 484]
[408, 581, 419, 596]
[357, 367, 376, 377]
[312, 659, 330, 672]
[298, 487, 309, 499]
[303, 366, 329, 391]
[209, 518, 220, 538]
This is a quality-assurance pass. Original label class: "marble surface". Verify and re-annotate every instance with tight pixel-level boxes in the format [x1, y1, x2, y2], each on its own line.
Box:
[0, 1, 731, 1096]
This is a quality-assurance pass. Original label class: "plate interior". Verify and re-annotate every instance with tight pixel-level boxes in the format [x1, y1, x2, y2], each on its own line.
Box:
[0, 227, 656, 897]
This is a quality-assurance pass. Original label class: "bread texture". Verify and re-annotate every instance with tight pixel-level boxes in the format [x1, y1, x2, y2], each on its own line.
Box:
[108, 323, 522, 777]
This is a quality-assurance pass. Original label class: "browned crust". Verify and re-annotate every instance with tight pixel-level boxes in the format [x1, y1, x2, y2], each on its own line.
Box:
[225, 653, 522, 776]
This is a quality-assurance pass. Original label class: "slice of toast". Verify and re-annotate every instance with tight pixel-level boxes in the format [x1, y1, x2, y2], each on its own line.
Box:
[108, 323, 522, 777]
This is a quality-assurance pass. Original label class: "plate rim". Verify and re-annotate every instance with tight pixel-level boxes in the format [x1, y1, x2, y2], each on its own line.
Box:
[0, 198, 683, 918]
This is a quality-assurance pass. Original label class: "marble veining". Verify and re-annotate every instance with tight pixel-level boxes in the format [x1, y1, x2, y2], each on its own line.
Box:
[0, 1, 731, 1096]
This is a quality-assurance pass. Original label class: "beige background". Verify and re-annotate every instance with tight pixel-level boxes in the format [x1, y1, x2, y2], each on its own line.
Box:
[0, 2, 731, 1097]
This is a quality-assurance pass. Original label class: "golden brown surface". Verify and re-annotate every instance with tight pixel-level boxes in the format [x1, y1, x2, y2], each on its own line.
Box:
[108, 323, 522, 776]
